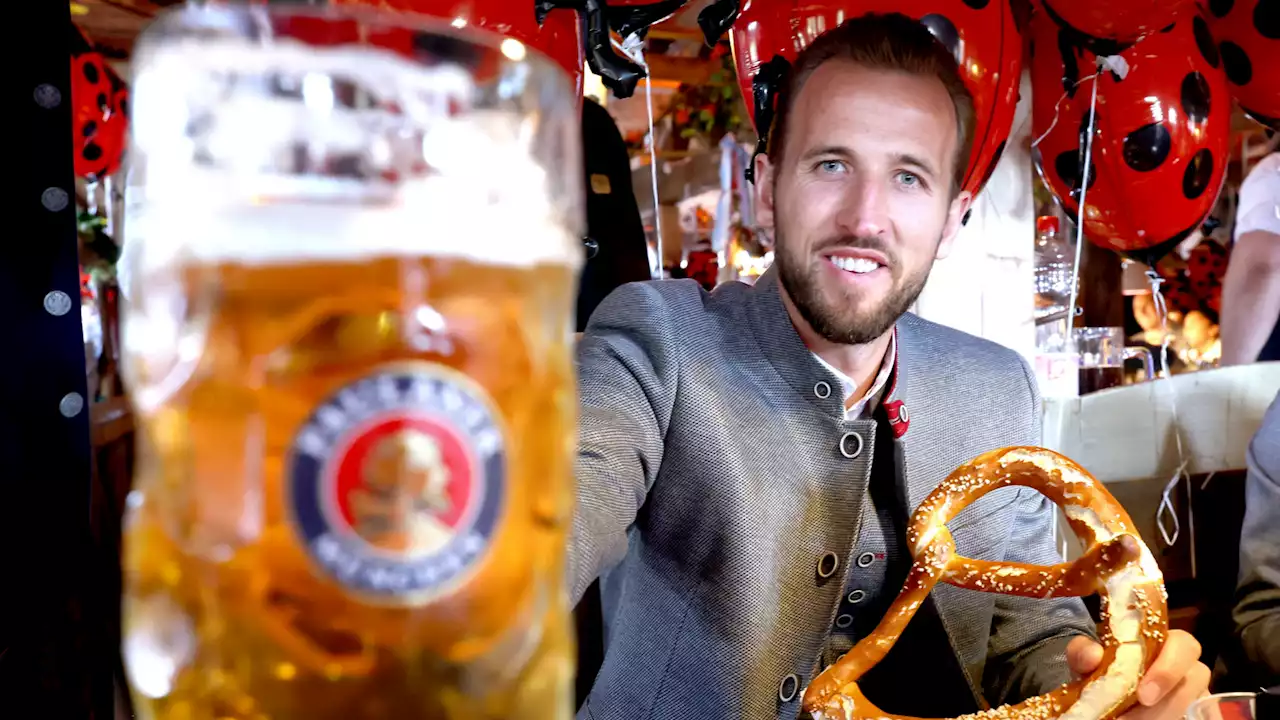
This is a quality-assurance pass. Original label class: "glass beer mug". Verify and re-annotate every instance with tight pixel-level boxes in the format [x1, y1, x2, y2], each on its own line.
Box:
[119, 5, 581, 719]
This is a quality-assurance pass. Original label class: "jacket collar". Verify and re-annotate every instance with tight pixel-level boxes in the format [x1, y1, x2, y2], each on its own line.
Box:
[746, 267, 910, 436]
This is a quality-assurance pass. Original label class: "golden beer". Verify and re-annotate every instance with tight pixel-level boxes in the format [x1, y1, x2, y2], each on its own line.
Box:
[121, 8, 581, 720]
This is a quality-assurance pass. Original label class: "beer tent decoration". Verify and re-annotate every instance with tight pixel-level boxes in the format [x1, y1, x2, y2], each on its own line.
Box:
[1030, 4, 1231, 266]
[1203, 0, 1280, 130]
[71, 22, 128, 180]
[726, 0, 1024, 200]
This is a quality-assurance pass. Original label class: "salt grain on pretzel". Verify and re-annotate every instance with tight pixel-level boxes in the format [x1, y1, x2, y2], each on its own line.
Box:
[803, 446, 1168, 720]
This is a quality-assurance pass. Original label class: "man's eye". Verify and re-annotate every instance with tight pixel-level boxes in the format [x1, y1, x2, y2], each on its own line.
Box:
[898, 171, 921, 187]
[818, 160, 845, 174]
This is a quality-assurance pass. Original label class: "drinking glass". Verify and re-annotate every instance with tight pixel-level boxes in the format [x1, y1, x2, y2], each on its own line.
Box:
[1185, 692, 1257, 720]
[1072, 327, 1154, 394]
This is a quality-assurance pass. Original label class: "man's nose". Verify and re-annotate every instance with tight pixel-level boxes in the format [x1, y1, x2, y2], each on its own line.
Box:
[836, 177, 888, 238]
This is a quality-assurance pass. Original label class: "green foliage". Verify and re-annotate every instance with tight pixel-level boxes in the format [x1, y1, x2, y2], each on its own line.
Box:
[662, 48, 749, 147]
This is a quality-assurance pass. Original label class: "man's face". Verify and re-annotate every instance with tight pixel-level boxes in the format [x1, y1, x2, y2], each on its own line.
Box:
[756, 60, 971, 345]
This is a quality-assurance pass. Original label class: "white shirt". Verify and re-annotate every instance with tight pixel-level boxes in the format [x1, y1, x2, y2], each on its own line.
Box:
[812, 331, 897, 419]
[1236, 152, 1280, 240]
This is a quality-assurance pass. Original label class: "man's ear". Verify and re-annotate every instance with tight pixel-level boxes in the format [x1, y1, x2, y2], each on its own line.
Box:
[754, 153, 776, 229]
[935, 190, 973, 260]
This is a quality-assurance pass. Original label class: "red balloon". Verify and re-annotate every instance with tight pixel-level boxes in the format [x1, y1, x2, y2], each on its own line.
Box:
[1203, 0, 1279, 130]
[70, 45, 126, 179]
[731, 0, 1023, 199]
[730, 0, 798, 107]
[332, 1, 584, 101]
[1040, 0, 1198, 44]
[1031, 7, 1231, 264]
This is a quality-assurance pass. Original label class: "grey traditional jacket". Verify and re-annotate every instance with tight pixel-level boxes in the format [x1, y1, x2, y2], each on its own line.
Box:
[570, 269, 1094, 719]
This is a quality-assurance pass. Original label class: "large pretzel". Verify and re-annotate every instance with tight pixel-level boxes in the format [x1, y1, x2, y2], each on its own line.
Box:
[803, 446, 1168, 720]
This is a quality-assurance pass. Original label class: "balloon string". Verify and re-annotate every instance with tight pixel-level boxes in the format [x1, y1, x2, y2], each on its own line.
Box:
[1031, 72, 1101, 149]
[1146, 268, 1190, 549]
[616, 33, 664, 278]
[1064, 70, 1100, 334]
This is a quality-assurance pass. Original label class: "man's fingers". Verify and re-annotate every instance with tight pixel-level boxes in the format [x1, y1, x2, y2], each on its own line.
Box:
[1138, 630, 1203, 706]
[1066, 636, 1105, 675]
[1121, 661, 1211, 720]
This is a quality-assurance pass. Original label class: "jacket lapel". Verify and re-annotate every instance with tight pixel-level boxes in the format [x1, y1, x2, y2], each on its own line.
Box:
[888, 317, 990, 709]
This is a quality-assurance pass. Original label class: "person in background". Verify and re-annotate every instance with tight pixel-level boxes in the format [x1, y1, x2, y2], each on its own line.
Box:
[1216, 394, 1280, 691]
[1220, 132, 1280, 365]
[575, 97, 653, 332]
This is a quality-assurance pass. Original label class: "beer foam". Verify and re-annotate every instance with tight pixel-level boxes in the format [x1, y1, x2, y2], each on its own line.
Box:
[129, 180, 579, 268]
[128, 32, 582, 269]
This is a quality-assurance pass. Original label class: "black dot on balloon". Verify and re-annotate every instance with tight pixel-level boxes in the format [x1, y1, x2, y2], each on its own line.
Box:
[82, 61, 100, 85]
[96, 93, 109, 111]
[919, 14, 961, 63]
[82, 143, 103, 161]
[1180, 71, 1212, 124]
[1054, 150, 1097, 193]
[1122, 122, 1172, 172]
[1193, 16, 1221, 68]
[1220, 41, 1253, 86]
[82, 120, 97, 137]
[1183, 148, 1215, 199]
[1054, 151, 1079, 186]
[118, 97, 129, 116]
[1161, 22, 1176, 33]
[1256, 0, 1279, 40]
[962, 0, 989, 8]
[1208, 0, 1233, 19]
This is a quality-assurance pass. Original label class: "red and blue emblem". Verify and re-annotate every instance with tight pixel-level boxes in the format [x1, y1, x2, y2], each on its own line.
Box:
[286, 366, 505, 605]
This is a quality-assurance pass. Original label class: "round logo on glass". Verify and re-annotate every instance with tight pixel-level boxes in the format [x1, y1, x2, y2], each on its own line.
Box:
[286, 366, 505, 605]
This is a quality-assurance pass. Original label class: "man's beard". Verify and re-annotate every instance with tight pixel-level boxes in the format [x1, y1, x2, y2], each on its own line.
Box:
[775, 232, 931, 346]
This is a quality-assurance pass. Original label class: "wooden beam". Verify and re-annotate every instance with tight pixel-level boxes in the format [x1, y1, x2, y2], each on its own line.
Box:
[646, 27, 706, 42]
[644, 54, 715, 86]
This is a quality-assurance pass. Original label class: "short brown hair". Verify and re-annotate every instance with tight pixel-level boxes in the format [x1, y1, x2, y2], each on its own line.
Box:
[767, 13, 976, 197]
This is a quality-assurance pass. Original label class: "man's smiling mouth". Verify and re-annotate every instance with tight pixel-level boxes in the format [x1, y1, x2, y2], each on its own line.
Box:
[828, 256, 882, 274]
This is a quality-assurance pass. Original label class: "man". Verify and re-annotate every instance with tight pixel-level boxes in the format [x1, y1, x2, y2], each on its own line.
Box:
[1221, 394, 1280, 690]
[570, 14, 1205, 719]
[1221, 133, 1280, 365]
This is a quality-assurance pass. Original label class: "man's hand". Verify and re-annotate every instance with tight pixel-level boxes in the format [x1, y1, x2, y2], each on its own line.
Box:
[1067, 632, 1210, 720]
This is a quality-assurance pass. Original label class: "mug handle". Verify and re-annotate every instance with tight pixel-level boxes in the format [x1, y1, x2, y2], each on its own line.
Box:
[1124, 346, 1156, 381]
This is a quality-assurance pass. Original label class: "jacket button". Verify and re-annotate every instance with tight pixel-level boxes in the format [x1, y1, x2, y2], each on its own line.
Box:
[778, 673, 800, 702]
[816, 551, 840, 579]
[847, 589, 866, 604]
[856, 551, 876, 568]
[835, 613, 853, 629]
[839, 431, 863, 459]
[814, 381, 831, 399]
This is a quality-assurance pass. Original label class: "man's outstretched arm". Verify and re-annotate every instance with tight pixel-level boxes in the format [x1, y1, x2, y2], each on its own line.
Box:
[568, 282, 681, 605]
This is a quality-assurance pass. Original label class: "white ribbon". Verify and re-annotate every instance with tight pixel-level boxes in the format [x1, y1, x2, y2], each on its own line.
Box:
[615, 33, 664, 278]
[1145, 268, 1192, 553]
